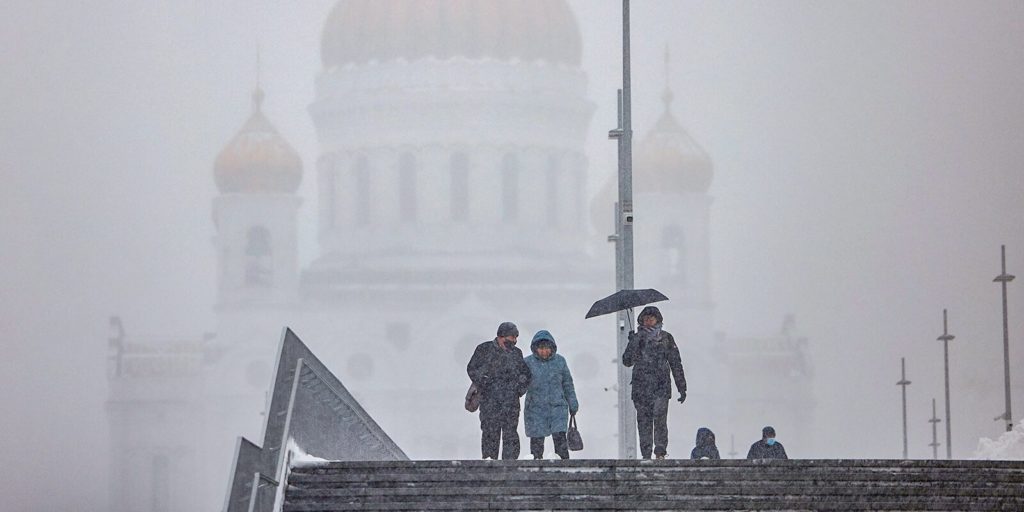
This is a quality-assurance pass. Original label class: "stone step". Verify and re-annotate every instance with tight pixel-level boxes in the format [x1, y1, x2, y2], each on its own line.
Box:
[290, 468, 1024, 484]
[284, 497, 1023, 512]
[283, 459, 1024, 511]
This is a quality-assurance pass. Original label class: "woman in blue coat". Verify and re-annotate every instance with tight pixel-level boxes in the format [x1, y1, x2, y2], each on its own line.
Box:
[523, 330, 579, 459]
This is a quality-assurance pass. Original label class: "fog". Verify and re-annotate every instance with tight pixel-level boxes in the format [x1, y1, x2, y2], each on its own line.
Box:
[2, 1, 1023, 510]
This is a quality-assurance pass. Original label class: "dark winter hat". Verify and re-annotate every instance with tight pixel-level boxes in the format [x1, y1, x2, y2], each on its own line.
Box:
[762, 426, 776, 437]
[497, 322, 519, 337]
[637, 306, 663, 324]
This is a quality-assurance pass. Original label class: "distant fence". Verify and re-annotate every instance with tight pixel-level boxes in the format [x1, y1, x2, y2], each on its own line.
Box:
[222, 328, 408, 512]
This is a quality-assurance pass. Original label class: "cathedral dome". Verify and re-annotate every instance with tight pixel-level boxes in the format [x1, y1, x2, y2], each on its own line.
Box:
[214, 89, 303, 194]
[633, 87, 713, 195]
[320, 0, 582, 68]
[590, 84, 713, 231]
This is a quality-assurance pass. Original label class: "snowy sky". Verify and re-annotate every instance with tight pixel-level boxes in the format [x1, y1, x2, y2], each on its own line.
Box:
[2, 1, 1023, 509]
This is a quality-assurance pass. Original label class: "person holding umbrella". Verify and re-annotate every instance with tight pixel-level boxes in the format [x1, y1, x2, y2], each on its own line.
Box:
[467, 322, 532, 460]
[622, 306, 687, 459]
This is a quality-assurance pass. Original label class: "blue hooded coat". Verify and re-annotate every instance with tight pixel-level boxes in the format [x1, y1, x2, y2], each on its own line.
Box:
[523, 330, 579, 438]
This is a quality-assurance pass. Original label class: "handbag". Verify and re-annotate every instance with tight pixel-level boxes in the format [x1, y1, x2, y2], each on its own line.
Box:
[566, 412, 584, 451]
[464, 382, 480, 412]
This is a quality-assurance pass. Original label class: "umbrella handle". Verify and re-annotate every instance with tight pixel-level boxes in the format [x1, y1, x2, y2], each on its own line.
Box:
[626, 308, 634, 332]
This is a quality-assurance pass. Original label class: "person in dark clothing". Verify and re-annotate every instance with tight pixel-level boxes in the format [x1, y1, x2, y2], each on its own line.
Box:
[622, 306, 687, 459]
[467, 321, 532, 460]
[746, 426, 788, 459]
[690, 427, 721, 460]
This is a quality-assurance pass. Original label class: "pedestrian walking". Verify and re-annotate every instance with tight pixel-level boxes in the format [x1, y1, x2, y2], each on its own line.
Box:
[467, 322, 532, 460]
[746, 426, 788, 459]
[523, 330, 579, 460]
[690, 427, 721, 460]
[622, 306, 687, 459]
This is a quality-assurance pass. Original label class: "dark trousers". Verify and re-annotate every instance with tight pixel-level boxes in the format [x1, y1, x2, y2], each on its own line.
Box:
[531, 431, 569, 459]
[635, 396, 670, 458]
[480, 400, 521, 459]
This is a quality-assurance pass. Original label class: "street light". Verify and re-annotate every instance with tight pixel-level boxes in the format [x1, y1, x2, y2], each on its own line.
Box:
[608, 0, 637, 460]
[993, 245, 1015, 432]
[936, 309, 955, 459]
[896, 357, 911, 459]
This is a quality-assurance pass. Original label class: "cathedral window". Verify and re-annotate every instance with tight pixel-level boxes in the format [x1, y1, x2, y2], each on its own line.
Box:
[325, 158, 336, 229]
[546, 155, 559, 226]
[152, 454, 170, 512]
[501, 153, 519, 222]
[662, 225, 686, 282]
[399, 153, 417, 223]
[354, 155, 370, 225]
[450, 152, 469, 222]
[245, 226, 272, 286]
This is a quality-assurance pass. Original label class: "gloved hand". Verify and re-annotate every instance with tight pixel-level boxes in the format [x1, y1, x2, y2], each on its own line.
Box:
[627, 331, 637, 342]
[677, 392, 687, 404]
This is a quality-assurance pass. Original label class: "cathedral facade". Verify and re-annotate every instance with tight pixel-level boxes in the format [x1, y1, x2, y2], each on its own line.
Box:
[106, 2, 814, 511]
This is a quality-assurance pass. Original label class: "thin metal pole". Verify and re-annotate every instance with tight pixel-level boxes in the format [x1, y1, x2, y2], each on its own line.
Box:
[994, 245, 1015, 432]
[928, 398, 941, 460]
[609, 0, 636, 460]
[897, 357, 911, 459]
[937, 309, 955, 459]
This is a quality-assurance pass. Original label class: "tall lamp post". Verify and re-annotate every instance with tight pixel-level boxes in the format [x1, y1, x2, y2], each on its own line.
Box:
[896, 357, 911, 459]
[608, 0, 636, 459]
[936, 309, 955, 459]
[928, 398, 941, 460]
[993, 245, 1015, 432]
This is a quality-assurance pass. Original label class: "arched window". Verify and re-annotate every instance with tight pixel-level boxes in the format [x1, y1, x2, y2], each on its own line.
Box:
[354, 155, 370, 225]
[501, 153, 519, 222]
[545, 155, 559, 226]
[450, 152, 469, 222]
[324, 157, 337, 229]
[152, 454, 170, 512]
[399, 153, 417, 223]
[245, 226, 272, 286]
[662, 225, 686, 282]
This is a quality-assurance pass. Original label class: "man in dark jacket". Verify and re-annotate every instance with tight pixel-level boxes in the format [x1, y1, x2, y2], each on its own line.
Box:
[467, 322, 532, 460]
[746, 426, 788, 459]
[622, 306, 687, 459]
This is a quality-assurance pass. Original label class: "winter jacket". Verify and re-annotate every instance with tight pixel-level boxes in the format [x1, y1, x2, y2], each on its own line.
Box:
[621, 326, 687, 402]
[467, 338, 531, 405]
[746, 439, 788, 459]
[690, 427, 721, 460]
[523, 330, 579, 438]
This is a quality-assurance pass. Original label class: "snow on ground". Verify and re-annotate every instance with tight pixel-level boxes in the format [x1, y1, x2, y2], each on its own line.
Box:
[287, 438, 330, 468]
[973, 422, 1024, 460]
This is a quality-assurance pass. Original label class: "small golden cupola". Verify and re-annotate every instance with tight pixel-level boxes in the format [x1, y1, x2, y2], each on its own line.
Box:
[633, 48, 713, 195]
[591, 48, 713, 231]
[214, 88, 302, 194]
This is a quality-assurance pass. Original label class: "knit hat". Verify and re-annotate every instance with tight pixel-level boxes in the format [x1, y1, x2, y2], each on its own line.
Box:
[496, 322, 519, 337]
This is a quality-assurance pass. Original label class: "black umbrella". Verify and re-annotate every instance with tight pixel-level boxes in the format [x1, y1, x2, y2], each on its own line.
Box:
[585, 288, 669, 320]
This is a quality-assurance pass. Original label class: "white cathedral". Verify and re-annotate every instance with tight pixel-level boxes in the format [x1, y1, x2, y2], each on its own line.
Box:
[105, 2, 815, 511]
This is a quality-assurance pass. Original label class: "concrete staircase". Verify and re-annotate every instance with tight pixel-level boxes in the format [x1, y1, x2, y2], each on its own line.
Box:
[283, 459, 1024, 511]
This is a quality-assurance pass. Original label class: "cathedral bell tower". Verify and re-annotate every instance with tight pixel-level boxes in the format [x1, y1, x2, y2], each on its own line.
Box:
[212, 87, 302, 308]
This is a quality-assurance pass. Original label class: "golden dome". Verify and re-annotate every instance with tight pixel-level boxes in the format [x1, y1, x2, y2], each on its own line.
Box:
[633, 86, 713, 195]
[590, 86, 713, 231]
[214, 89, 303, 194]
[321, 0, 582, 68]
